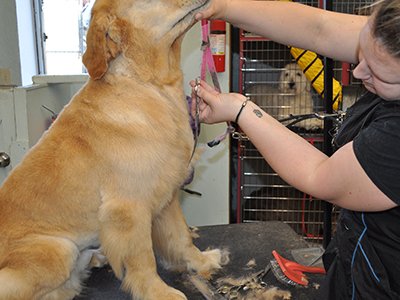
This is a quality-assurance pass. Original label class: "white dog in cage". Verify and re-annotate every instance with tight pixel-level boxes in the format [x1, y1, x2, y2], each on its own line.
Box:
[279, 63, 311, 96]
[247, 63, 323, 130]
[278, 62, 323, 130]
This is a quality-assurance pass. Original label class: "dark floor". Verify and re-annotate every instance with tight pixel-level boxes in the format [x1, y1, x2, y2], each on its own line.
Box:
[75, 221, 325, 299]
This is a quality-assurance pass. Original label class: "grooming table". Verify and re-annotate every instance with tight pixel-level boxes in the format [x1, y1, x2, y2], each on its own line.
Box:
[75, 221, 325, 299]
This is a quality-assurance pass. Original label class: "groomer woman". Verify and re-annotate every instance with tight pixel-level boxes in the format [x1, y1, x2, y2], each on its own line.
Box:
[192, 0, 400, 298]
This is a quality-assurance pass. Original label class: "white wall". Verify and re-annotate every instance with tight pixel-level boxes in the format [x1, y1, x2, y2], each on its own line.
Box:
[180, 24, 230, 226]
[0, 88, 16, 182]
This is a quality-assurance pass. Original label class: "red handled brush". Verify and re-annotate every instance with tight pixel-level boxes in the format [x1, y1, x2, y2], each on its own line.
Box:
[270, 250, 326, 287]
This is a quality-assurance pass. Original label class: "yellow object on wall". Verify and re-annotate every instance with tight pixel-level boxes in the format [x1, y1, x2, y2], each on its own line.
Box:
[289, 47, 342, 111]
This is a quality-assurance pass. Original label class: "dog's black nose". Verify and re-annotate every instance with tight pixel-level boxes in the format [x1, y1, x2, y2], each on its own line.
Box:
[289, 81, 296, 89]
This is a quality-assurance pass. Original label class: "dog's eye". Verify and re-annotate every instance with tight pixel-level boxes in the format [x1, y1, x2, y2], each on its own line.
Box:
[285, 73, 289, 77]
[296, 72, 302, 77]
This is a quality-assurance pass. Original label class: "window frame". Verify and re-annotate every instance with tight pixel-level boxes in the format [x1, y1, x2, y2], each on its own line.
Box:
[32, 0, 46, 74]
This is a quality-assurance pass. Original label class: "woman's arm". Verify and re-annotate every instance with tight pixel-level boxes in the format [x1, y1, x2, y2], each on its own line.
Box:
[237, 100, 396, 211]
[198, 0, 368, 63]
[192, 80, 397, 212]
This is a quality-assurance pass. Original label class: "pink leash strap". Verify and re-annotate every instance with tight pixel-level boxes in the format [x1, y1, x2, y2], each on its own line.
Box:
[201, 20, 221, 92]
[200, 20, 234, 147]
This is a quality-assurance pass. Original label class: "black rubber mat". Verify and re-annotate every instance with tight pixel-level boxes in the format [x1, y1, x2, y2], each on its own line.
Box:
[75, 221, 324, 299]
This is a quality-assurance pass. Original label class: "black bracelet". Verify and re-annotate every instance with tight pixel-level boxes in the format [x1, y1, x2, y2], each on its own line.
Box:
[235, 97, 249, 124]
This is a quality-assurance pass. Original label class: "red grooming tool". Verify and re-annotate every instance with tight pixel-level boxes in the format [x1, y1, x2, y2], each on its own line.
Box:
[270, 250, 326, 287]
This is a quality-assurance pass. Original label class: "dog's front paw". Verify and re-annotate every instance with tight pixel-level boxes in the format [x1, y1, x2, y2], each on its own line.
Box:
[164, 288, 187, 300]
[190, 248, 230, 279]
[146, 286, 187, 300]
[204, 248, 230, 267]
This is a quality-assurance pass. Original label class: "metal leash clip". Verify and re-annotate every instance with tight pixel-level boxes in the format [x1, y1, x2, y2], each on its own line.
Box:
[231, 131, 249, 141]
[314, 111, 346, 121]
[194, 77, 202, 118]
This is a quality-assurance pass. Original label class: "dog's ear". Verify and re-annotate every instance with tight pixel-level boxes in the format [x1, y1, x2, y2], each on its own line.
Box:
[83, 13, 126, 80]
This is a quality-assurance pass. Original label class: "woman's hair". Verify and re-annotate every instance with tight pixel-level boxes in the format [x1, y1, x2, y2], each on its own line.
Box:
[370, 0, 400, 58]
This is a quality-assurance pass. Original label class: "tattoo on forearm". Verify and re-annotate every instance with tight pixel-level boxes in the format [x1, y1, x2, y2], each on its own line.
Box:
[253, 109, 263, 118]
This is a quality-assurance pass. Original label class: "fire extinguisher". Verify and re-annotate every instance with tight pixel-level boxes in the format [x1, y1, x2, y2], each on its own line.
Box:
[210, 20, 226, 73]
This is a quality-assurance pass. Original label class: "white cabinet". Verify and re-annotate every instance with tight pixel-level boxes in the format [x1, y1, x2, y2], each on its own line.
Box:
[0, 75, 88, 185]
[0, 88, 15, 183]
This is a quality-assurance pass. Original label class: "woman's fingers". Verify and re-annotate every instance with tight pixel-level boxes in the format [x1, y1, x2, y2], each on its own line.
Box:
[195, 0, 227, 20]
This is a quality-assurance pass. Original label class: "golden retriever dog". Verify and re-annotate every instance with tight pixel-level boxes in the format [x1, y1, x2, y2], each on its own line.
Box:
[246, 63, 322, 130]
[0, 0, 229, 299]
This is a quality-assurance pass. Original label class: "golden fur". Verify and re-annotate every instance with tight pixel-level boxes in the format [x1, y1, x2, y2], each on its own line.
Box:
[0, 0, 228, 299]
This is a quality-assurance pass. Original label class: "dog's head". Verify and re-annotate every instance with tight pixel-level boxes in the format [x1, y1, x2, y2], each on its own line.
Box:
[279, 63, 311, 94]
[83, 0, 209, 81]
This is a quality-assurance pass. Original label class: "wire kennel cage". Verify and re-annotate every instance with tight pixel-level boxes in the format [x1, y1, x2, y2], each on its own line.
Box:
[230, 0, 372, 245]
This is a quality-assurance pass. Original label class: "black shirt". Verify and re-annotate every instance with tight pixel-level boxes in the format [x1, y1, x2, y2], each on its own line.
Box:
[334, 91, 400, 296]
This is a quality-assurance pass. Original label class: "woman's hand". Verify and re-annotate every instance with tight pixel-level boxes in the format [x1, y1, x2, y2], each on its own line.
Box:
[195, 0, 231, 20]
[190, 79, 246, 124]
